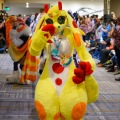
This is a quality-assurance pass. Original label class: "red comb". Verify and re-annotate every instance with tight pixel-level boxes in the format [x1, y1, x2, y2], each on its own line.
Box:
[58, 1, 62, 10]
[44, 4, 49, 13]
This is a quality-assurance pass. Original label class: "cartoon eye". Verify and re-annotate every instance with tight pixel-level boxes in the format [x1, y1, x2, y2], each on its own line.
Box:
[46, 18, 53, 24]
[58, 16, 65, 24]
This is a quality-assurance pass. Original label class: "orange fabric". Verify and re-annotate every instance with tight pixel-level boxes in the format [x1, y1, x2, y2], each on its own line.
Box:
[35, 101, 46, 120]
[72, 102, 86, 120]
[8, 16, 16, 23]
[20, 51, 39, 83]
[19, 40, 40, 83]
[20, 76, 25, 83]
[5, 16, 16, 48]
[5, 21, 12, 48]
[54, 113, 65, 120]
[74, 33, 81, 46]
[54, 113, 61, 120]
[21, 74, 37, 83]
[61, 115, 65, 120]
[22, 65, 38, 72]
[28, 75, 37, 82]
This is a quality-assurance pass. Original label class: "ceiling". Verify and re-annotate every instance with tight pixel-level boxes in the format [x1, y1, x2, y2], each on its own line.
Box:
[4, 2, 45, 8]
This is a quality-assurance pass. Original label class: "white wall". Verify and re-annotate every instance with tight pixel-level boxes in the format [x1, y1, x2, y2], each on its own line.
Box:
[6, 7, 40, 16]
[51, 1, 103, 13]
[5, 0, 104, 17]
[51, 0, 104, 17]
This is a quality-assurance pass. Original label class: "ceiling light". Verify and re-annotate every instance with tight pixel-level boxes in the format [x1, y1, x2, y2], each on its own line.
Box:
[26, 2, 29, 8]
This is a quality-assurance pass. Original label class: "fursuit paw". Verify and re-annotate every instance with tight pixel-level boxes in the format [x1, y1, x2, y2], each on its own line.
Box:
[42, 24, 55, 36]
[72, 61, 93, 84]
[42, 24, 55, 43]
[6, 71, 20, 84]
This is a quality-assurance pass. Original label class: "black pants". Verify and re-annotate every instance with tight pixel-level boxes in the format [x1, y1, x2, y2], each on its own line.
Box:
[114, 46, 120, 69]
[14, 62, 23, 71]
[100, 49, 111, 64]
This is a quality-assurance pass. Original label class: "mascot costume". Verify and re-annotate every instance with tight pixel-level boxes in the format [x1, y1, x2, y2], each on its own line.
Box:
[29, 2, 99, 120]
[5, 16, 39, 84]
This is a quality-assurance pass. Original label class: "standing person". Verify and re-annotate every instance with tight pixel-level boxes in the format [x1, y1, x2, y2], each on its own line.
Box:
[6, 16, 39, 84]
[30, 9, 45, 35]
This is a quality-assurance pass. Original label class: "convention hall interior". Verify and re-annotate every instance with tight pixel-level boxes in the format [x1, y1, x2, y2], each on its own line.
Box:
[0, 0, 120, 120]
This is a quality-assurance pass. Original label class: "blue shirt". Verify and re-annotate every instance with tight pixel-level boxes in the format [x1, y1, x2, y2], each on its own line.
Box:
[102, 24, 111, 37]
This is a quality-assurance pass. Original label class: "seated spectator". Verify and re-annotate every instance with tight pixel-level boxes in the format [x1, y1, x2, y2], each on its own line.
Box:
[0, 33, 6, 53]
[112, 17, 120, 81]
[0, 16, 6, 53]
[104, 50, 117, 72]
[79, 19, 88, 41]
[97, 37, 114, 67]
[85, 34, 95, 51]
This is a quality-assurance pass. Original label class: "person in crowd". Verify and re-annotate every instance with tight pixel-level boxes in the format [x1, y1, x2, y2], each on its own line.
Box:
[112, 17, 120, 81]
[0, 16, 6, 53]
[97, 37, 114, 67]
[0, 33, 6, 53]
[104, 50, 117, 72]
[0, 16, 6, 40]
[25, 14, 35, 27]
[85, 34, 95, 52]
[111, 12, 117, 26]
[86, 16, 95, 41]
[79, 19, 88, 41]
[100, 14, 114, 49]
[94, 15, 101, 28]
[30, 9, 45, 35]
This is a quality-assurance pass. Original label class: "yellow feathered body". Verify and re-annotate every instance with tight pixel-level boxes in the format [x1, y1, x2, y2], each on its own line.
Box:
[29, 2, 99, 120]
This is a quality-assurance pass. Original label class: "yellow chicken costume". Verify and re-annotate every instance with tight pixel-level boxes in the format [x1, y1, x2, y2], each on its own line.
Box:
[29, 2, 99, 120]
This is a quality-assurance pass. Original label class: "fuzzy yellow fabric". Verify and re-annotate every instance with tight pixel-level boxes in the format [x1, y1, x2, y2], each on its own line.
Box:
[29, 2, 99, 120]
[8, 42, 26, 62]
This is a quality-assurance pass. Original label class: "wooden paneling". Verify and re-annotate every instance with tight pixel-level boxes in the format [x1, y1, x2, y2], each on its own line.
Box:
[0, 0, 4, 10]
[110, 0, 120, 16]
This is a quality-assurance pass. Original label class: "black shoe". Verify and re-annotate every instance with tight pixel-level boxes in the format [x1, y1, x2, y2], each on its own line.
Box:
[115, 77, 120, 81]
[114, 70, 120, 75]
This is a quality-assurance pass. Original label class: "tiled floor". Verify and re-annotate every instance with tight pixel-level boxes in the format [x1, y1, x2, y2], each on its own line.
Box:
[0, 53, 120, 120]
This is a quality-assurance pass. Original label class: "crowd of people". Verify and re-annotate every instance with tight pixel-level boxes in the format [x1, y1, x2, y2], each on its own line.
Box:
[76, 12, 120, 81]
[0, 9, 120, 81]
